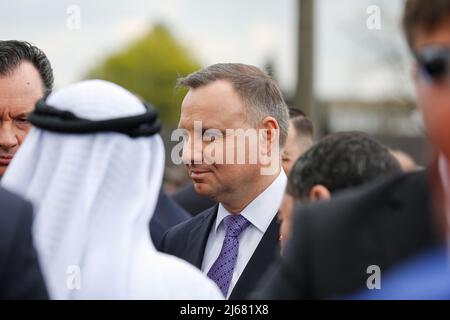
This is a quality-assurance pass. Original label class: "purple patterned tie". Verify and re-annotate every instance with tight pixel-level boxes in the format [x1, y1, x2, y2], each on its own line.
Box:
[207, 214, 251, 297]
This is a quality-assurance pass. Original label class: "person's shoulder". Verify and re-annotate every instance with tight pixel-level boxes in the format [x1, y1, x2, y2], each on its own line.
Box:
[296, 170, 427, 232]
[151, 190, 191, 235]
[0, 186, 28, 207]
[0, 187, 32, 233]
[0, 187, 34, 269]
[157, 190, 191, 219]
[304, 170, 424, 212]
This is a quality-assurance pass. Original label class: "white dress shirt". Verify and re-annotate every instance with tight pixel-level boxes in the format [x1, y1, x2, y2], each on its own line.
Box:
[201, 170, 287, 298]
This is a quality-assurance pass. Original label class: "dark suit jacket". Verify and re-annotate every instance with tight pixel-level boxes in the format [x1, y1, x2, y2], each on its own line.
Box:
[0, 187, 48, 299]
[150, 189, 191, 249]
[255, 170, 441, 299]
[172, 183, 216, 217]
[159, 204, 281, 299]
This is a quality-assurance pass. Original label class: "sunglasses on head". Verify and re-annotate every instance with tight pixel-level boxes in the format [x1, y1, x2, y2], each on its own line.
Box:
[415, 46, 450, 84]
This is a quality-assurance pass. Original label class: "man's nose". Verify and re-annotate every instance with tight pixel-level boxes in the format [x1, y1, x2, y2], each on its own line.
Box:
[0, 125, 19, 151]
[181, 136, 203, 164]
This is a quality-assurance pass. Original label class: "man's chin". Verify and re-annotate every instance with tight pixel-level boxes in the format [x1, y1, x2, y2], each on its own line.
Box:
[192, 181, 215, 198]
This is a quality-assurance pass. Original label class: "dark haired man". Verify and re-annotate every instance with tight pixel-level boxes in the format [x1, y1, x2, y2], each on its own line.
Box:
[0, 40, 54, 177]
[278, 132, 401, 252]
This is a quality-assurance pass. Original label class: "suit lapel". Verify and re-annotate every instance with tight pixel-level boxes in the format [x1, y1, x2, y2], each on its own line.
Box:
[229, 214, 280, 300]
[185, 204, 219, 268]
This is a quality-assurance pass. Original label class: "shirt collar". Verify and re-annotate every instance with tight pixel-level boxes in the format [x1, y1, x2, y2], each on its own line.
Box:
[215, 170, 287, 233]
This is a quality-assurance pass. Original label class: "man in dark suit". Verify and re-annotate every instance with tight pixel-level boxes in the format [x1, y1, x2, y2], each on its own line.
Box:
[161, 202, 282, 299]
[256, 169, 440, 298]
[0, 187, 48, 299]
[160, 63, 290, 299]
[256, 0, 450, 299]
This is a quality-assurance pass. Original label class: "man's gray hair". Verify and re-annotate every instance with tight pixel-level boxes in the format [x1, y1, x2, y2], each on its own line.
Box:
[177, 63, 290, 147]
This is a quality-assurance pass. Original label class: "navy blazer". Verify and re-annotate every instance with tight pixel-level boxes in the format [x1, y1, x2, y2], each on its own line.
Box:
[0, 187, 48, 299]
[255, 170, 441, 299]
[159, 204, 281, 299]
[150, 189, 191, 249]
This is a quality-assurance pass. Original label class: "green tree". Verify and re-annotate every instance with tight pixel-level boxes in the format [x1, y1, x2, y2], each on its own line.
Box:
[86, 24, 201, 125]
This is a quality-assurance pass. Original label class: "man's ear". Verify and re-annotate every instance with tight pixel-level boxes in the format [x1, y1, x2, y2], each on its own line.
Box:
[261, 116, 280, 153]
[308, 185, 331, 202]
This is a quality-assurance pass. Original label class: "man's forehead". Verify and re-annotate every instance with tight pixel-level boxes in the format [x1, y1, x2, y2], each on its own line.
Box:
[182, 81, 242, 107]
[0, 87, 41, 114]
[178, 110, 226, 130]
[0, 61, 44, 93]
[0, 96, 35, 111]
[179, 84, 246, 129]
[0, 61, 44, 112]
[178, 106, 245, 131]
[0, 78, 42, 98]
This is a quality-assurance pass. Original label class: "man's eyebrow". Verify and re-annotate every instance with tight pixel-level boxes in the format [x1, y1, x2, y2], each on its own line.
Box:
[177, 121, 189, 129]
[14, 112, 30, 118]
[202, 126, 225, 132]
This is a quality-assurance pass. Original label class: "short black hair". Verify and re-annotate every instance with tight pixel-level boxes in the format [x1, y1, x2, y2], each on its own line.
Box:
[288, 107, 314, 140]
[288, 107, 306, 118]
[287, 132, 401, 201]
[0, 40, 54, 94]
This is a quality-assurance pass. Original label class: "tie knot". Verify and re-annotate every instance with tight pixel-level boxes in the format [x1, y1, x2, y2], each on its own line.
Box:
[223, 214, 250, 238]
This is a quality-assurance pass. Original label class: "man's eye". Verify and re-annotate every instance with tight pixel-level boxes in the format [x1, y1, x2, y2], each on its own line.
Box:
[204, 131, 221, 140]
[177, 131, 190, 142]
[181, 132, 189, 139]
[16, 117, 30, 124]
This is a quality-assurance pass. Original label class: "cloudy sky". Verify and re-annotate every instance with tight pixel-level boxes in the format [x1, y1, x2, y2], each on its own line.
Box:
[0, 0, 413, 101]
